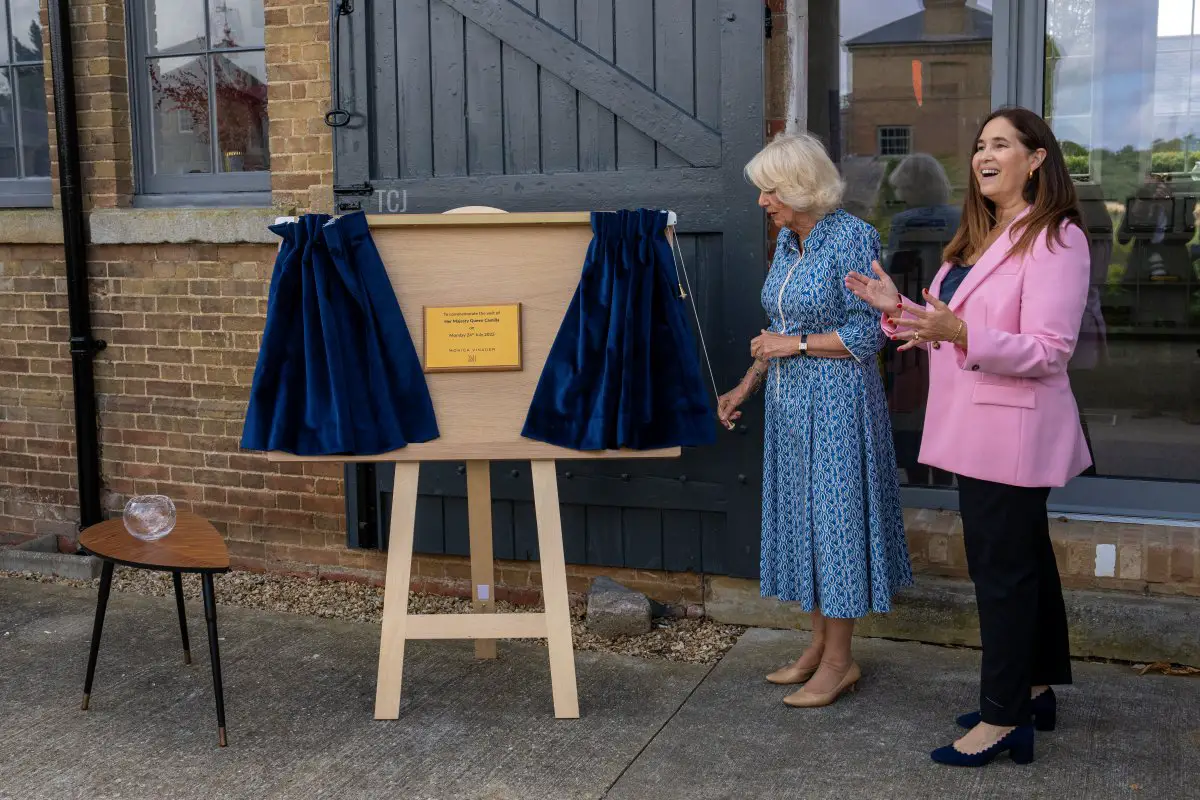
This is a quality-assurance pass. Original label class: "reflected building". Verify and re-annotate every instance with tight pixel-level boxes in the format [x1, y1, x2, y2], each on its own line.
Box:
[843, 0, 992, 167]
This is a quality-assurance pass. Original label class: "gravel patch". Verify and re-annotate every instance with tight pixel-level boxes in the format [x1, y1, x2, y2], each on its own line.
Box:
[1, 567, 745, 665]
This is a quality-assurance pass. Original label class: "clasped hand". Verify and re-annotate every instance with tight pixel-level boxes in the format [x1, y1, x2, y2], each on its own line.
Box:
[749, 330, 794, 360]
[844, 261, 964, 352]
[891, 290, 964, 352]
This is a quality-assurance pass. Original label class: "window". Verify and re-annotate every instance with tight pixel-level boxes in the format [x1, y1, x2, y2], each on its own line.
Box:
[1043, 0, 1200, 486]
[129, 0, 269, 204]
[829, 0, 994, 491]
[0, 0, 51, 207]
[877, 126, 913, 156]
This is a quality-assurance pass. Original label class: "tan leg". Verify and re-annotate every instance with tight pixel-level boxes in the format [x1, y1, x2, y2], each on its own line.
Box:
[530, 460, 580, 719]
[374, 462, 420, 720]
[466, 460, 498, 660]
[784, 617, 859, 707]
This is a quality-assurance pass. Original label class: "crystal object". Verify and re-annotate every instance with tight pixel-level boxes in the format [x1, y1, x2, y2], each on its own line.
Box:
[122, 495, 177, 542]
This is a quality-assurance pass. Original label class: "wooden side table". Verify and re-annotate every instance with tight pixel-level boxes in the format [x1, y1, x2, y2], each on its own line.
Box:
[78, 513, 232, 747]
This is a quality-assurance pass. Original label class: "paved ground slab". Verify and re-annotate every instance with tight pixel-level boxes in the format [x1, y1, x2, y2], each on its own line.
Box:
[2, 577, 1198, 800]
[606, 628, 1200, 800]
[0, 577, 707, 800]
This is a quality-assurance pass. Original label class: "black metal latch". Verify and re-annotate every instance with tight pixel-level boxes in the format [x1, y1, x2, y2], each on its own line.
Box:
[69, 336, 106, 357]
[333, 182, 374, 213]
[764, 3, 773, 38]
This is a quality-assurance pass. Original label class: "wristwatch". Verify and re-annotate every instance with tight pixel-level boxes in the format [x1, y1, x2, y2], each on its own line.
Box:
[797, 334, 809, 356]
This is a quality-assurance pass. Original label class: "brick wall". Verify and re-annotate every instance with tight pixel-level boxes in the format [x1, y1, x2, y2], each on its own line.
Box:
[2, 0, 341, 555]
[263, 0, 334, 213]
[904, 510, 1200, 599]
[0, 244, 75, 541]
[41, 0, 134, 209]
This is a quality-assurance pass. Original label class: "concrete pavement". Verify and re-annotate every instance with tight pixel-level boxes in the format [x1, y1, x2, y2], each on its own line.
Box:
[1, 576, 1196, 799]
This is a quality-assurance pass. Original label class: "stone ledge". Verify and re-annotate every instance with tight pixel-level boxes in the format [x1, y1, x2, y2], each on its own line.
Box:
[88, 208, 282, 245]
[0, 534, 103, 581]
[0, 210, 65, 244]
[705, 574, 1200, 666]
[0, 208, 286, 246]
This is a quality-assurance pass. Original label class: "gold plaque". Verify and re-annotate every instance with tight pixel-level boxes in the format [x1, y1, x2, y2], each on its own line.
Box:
[422, 304, 523, 372]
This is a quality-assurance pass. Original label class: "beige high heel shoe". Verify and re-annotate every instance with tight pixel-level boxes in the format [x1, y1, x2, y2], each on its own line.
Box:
[782, 662, 861, 707]
[765, 660, 818, 685]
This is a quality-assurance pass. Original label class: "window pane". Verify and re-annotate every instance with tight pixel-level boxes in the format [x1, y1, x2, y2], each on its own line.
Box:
[824, 0, 993, 487]
[0, 70, 16, 177]
[15, 64, 46, 177]
[10, 0, 42, 63]
[148, 56, 213, 175]
[1045, 0, 1200, 482]
[0, 3, 11, 65]
[147, 0, 207, 54]
[210, 0, 265, 49]
[213, 51, 269, 172]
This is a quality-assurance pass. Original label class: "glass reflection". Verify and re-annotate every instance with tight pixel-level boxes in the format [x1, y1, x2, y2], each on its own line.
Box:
[827, 0, 994, 486]
[9, 0, 41, 62]
[146, 0, 207, 54]
[1045, 0, 1200, 481]
[213, 51, 269, 172]
[16, 64, 47, 176]
[210, 0, 266, 49]
[0, 69, 15, 178]
[148, 56, 213, 175]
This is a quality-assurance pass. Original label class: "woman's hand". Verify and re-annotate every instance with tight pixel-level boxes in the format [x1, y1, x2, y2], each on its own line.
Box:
[750, 330, 796, 360]
[892, 289, 966, 352]
[716, 384, 749, 430]
[844, 260, 900, 316]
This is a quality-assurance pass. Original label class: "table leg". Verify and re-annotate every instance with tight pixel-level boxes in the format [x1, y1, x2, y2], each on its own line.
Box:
[172, 571, 192, 665]
[201, 573, 227, 747]
[81, 561, 114, 711]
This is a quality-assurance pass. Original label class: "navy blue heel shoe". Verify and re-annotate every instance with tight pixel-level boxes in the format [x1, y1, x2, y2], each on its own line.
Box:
[956, 687, 1056, 731]
[931, 724, 1035, 767]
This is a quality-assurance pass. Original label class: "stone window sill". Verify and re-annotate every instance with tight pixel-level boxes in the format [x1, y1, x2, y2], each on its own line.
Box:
[0, 208, 284, 245]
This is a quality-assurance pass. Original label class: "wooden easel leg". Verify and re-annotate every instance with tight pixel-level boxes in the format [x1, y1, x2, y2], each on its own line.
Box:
[530, 460, 580, 719]
[374, 462, 420, 720]
[466, 460, 498, 660]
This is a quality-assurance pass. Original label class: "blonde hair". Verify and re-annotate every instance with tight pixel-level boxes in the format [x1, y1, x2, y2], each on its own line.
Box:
[744, 132, 845, 217]
[888, 153, 952, 207]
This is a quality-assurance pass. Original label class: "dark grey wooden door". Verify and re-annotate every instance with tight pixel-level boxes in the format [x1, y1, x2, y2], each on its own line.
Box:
[335, 0, 766, 578]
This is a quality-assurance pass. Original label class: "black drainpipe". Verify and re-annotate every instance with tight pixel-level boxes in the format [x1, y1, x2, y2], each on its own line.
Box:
[48, 0, 105, 530]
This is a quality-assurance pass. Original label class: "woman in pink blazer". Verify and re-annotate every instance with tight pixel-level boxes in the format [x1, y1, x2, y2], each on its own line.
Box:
[847, 107, 1091, 768]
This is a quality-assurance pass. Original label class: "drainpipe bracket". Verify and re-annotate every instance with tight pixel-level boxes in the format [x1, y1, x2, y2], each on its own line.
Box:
[69, 336, 107, 357]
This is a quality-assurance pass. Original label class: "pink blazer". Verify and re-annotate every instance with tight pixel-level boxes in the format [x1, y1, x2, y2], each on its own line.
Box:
[883, 209, 1093, 487]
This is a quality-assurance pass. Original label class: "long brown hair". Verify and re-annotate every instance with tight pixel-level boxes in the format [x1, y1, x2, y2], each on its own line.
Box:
[943, 107, 1083, 265]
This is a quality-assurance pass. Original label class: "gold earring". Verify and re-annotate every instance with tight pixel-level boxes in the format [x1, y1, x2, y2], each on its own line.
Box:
[1028, 168, 1034, 180]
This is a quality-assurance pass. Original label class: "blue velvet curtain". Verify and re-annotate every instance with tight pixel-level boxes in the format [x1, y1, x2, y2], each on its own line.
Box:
[521, 209, 716, 451]
[241, 211, 439, 455]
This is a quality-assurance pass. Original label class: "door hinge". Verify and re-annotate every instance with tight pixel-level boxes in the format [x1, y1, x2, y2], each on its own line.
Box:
[764, 4, 773, 38]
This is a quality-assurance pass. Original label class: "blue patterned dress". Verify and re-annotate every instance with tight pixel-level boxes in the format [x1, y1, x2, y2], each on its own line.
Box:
[758, 209, 912, 618]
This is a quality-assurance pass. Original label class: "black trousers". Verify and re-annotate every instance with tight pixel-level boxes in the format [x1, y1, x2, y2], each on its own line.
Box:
[958, 475, 1073, 726]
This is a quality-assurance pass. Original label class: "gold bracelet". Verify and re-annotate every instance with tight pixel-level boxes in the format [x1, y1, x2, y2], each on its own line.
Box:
[952, 319, 965, 346]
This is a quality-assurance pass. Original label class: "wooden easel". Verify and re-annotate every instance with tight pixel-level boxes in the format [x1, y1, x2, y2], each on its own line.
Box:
[268, 210, 680, 720]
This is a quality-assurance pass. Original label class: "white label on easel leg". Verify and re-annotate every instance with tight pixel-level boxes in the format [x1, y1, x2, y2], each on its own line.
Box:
[477, 584, 490, 601]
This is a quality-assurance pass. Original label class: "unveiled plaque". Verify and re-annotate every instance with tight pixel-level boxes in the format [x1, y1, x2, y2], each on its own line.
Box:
[423, 303, 522, 372]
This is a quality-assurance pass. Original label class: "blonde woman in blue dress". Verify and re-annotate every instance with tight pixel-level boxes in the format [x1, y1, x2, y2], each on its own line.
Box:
[718, 132, 912, 707]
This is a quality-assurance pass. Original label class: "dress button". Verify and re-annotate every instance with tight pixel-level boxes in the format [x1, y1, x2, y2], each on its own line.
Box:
[971, 364, 980, 371]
